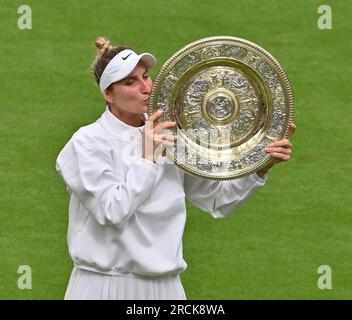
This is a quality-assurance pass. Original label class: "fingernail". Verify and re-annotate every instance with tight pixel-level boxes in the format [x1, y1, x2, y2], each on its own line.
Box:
[158, 109, 163, 113]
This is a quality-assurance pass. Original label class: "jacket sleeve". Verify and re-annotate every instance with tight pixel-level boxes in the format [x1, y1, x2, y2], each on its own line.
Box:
[56, 133, 158, 228]
[184, 173, 267, 218]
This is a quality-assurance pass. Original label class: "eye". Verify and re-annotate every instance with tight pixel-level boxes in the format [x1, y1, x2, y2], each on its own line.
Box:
[126, 79, 136, 85]
[143, 74, 150, 79]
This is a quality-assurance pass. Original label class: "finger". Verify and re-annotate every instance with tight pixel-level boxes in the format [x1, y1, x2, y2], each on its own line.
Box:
[161, 140, 177, 148]
[154, 134, 178, 143]
[269, 152, 290, 161]
[268, 139, 292, 148]
[154, 121, 177, 132]
[288, 122, 296, 137]
[289, 122, 296, 131]
[155, 127, 177, 138]
[265, 147, 292, 155]
[148, 109, 164, 122]
[154, 139, 177, 149]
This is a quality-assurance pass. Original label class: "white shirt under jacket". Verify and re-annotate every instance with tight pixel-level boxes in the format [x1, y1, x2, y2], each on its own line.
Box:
[56, 106, 267, 278]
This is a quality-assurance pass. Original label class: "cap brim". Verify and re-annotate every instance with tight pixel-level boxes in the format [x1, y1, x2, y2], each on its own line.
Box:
[114, 53, 156, 83]
[139, 53, 156, 69]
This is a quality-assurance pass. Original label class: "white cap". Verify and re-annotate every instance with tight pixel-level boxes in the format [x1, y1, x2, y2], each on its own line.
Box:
[99, 49, 156, 93]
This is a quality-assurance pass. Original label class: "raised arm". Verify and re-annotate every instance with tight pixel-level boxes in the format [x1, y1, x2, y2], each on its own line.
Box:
[184, 173, 266, 218]
[56, 133, 158, 228]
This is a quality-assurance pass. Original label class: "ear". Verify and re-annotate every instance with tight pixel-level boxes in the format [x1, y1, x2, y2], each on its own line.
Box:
[103, 89, 113, 104]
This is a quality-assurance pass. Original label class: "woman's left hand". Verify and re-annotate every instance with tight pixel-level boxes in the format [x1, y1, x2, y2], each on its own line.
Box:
[257, 122, 296, 178]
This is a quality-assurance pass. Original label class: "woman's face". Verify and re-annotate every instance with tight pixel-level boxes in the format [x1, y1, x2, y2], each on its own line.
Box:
[105, 61, 153, 117]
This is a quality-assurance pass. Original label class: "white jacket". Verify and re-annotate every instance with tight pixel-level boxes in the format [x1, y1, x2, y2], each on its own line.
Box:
[56, 107, 266, 278]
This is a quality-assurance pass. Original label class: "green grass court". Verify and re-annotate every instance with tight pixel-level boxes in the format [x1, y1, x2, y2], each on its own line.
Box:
[0, 0, 351, 299]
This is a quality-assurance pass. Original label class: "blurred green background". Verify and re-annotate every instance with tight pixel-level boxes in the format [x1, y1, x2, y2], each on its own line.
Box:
[0, 0, 351, 299]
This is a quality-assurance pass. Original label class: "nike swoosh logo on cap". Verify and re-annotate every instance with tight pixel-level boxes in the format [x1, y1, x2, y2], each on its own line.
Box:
[122, 53, 132, 60]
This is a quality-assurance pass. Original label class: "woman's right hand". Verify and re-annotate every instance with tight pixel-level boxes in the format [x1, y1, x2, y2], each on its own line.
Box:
[142, 109, 177, 163]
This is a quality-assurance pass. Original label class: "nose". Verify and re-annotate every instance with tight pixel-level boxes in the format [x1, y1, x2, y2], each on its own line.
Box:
[140, 78, 152, 95]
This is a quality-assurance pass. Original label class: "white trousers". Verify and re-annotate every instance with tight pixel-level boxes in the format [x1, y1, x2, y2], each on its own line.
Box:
[64, 266, 187, 300]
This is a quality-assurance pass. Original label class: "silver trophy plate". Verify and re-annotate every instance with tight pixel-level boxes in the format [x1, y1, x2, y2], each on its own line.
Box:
[149, 36, 294, 180]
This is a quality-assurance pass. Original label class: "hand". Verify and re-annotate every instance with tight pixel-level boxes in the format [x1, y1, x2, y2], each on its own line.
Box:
[142, 110, 177, 163]
[257, 122, 296, 178]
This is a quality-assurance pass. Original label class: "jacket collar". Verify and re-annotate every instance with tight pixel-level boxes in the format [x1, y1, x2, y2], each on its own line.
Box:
[100, 105, 147, 137]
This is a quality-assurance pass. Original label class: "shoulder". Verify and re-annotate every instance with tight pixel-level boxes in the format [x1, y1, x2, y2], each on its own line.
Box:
[57, 120, 112, 168]
[72, 119, 111, 148]
[58, 118, 112, 160]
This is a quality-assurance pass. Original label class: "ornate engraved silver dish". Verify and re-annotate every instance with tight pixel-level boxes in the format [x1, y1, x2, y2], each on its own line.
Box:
[149, 36, 294, 180]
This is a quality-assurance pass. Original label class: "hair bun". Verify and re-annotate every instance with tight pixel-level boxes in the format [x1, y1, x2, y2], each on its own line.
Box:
[95, 37, 112, 55]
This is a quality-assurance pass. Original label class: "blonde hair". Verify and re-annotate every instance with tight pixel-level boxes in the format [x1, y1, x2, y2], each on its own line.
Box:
[91, 36, 131, 86]
[95, 36, 113, 56]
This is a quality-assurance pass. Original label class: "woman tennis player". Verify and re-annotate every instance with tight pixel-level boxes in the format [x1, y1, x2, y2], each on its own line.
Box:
[56, 37, 295, 300]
